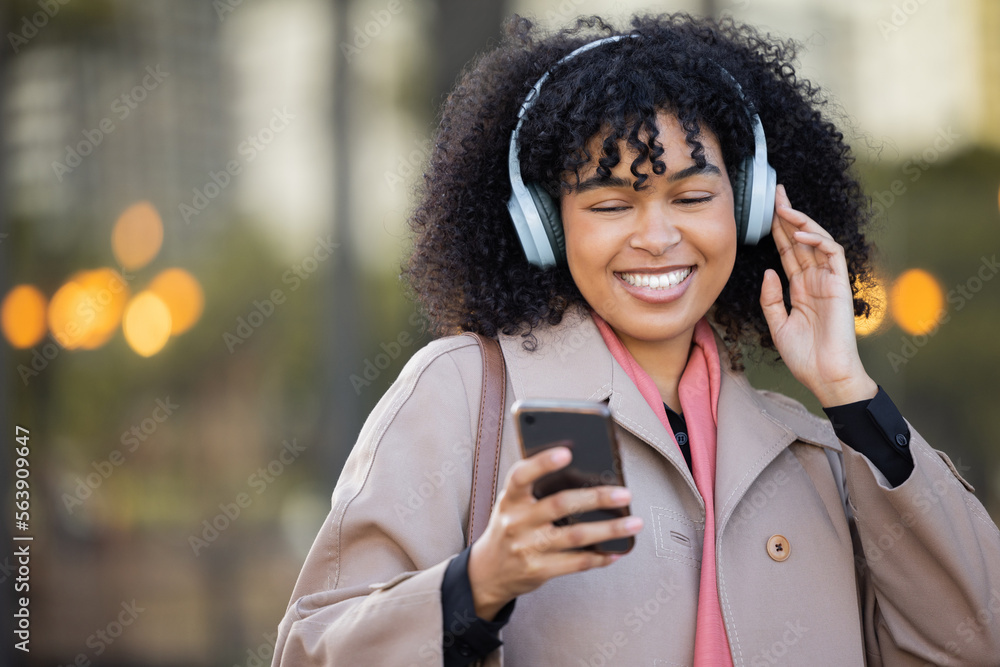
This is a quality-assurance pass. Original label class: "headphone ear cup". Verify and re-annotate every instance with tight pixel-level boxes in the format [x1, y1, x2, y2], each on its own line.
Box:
[732, 156, 754, 245]
[526, 183, 566, 266]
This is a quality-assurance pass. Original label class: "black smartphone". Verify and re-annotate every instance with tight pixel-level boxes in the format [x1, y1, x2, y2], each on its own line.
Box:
[511, 399, 634, 554]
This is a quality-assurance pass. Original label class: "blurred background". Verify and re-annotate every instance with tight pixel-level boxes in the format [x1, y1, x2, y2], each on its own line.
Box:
[0, 0, 998, 664]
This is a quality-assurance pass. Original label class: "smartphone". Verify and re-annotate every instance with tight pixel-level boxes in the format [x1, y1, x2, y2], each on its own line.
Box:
[511, 399, 634, 554]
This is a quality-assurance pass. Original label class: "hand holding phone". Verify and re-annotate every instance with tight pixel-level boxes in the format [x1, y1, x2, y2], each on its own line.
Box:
[467, 442, 640, 621]
[512, 399, 635, 554]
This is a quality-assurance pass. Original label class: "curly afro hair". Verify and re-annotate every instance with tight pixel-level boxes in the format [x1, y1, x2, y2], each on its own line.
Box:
[405, 12, 875, 367]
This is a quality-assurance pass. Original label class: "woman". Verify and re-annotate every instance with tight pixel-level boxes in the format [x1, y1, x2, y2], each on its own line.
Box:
[273, 13, 1000, 666]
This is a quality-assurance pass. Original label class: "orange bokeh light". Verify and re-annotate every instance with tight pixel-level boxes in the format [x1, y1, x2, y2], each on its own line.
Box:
[855, 279, 888, 337]
[148, 268, 204, 335]
[48, 280, 92, 350]
[889, 269, 945, 335]
[1, 285, 48, 348]
[112, 201, 163, 271]
[123, 291, 172, 357]
[70, 268, 130, 349]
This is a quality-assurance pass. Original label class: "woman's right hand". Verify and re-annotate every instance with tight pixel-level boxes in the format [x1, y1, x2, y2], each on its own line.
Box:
[466, 446, 643, 620]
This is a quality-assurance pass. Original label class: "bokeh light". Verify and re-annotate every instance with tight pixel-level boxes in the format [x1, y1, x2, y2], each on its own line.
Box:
[123, 292, 172, 357]
[889, 269, 945, 335]
[71, 268, 130, 349]
[48, 280, 92, 350]
[854, 279, 888, 337]
[112, 201, 164, 271]
[148, 268, 204, 335]
[2, 285, 48, 348]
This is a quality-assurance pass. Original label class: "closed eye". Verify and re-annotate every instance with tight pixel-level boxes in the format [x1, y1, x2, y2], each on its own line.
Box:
[588, 205, 630, 213]
[676, 195, 716, 206]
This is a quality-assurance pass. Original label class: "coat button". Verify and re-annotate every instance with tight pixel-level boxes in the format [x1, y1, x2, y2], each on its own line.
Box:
[895, 433, 908, 447]
[767, 534, 790, 562]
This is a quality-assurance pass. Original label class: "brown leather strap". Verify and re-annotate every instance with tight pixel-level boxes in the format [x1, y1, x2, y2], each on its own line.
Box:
[463, 332, 506, 548]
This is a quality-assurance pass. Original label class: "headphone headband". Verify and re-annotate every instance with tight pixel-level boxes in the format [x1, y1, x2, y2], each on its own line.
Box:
[507, 33, 775, 268]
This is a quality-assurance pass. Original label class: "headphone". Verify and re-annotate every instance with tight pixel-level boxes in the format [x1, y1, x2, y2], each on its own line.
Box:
[507, 34, 777, 268]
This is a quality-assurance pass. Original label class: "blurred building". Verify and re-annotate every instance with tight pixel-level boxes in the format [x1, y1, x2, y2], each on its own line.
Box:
[2, 1, 998, 665]
[515, 0, 1000, 157]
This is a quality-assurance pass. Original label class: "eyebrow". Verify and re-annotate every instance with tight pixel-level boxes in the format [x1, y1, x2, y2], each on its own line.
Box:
[571, 162, 722, 194]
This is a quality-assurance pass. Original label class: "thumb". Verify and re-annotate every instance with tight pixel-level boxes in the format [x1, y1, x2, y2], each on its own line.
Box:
[760, 268, 788, 336]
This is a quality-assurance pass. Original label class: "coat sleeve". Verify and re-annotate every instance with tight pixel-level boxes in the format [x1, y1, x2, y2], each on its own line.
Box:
[271, 337, 487, 667]
[839, 421, 1000, 666]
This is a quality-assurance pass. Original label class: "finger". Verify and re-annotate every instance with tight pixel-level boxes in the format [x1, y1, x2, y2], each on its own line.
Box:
[791, 231, 848, 276]
[512, 544, 623, 582]
[544, 515, 643, 553]
[760, 268, 788, 335]
[776, 199, 835, 242]
[774, 188, 820, 272]
[505, 446, 572, 501]
[769, 186, 803, 279]
[542, 547, 624, 577]
[536, 485, 631, 524]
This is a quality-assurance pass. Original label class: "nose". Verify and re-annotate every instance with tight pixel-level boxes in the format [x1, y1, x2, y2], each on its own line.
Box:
[629, 204, 682, 256]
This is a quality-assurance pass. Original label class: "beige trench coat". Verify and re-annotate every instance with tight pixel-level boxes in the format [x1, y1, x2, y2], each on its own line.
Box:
[272, 308, 1000, 666]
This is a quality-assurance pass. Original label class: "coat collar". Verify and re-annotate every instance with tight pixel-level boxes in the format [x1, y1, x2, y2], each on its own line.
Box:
[497, 306, 841, 525]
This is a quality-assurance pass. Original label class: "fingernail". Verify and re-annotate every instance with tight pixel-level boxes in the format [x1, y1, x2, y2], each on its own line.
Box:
[624, 517, 643, 531]
[550, 448, 570, 464]
[610, 489, 630, 503]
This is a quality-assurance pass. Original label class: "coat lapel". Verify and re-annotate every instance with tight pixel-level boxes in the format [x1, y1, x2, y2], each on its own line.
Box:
[713, 355, 843, 534]
[499, 308, 699, 501]
[497, 308, 842, 533]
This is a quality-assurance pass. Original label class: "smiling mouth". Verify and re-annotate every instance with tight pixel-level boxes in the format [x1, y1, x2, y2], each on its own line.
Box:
[615, 267, 693, 290]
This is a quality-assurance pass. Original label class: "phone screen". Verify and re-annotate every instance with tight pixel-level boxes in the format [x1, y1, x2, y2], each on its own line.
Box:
[514, 400, 633, 554]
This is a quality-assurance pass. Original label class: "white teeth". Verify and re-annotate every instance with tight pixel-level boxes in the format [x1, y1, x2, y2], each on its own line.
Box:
[618, 267, 692, 290]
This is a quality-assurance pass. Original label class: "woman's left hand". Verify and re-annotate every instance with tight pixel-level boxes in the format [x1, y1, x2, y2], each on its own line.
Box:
[759, 184, 878, 407]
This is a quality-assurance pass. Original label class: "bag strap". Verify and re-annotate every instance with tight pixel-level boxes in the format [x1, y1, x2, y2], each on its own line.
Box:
[463, 332, 506, 548]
